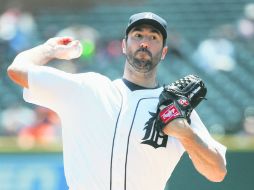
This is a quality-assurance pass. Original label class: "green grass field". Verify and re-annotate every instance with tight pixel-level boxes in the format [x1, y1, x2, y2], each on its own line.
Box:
[0, 135, 254, 153]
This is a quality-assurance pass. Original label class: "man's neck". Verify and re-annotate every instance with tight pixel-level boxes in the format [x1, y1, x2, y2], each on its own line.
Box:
[122, 78, 160, 91]
[123, 63, 158, 88]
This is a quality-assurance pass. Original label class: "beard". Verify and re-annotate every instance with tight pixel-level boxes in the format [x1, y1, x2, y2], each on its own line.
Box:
[126, 48, 162, 73]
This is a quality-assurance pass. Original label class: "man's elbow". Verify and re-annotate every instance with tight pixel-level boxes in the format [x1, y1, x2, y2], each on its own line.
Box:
[7, 66, 19, 83]
[207, 167, 227, 182]
[7, 65, 17, 82]
[7, 65, 28, 88]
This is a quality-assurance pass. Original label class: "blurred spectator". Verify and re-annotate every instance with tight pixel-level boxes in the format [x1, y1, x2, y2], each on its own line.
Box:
[239, 106, 254, 136]
[18, 106, 61, 147]
[167, 30, 183, 58]
[192, 24, 237, 73]
[237, 3, 254, 40]
[0, 6, 39, 56]
[166, 30, 187, 59]
[95, 39, 123, 67]
[236, 3, 254, 51]
[0, 103, 36, 136]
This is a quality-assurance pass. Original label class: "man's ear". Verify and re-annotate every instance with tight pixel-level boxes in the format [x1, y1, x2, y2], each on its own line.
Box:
[122, 39, 126, 54]
[161, 46, 168, 60]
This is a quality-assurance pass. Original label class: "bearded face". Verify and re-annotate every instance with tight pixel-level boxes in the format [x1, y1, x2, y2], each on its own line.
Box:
[124, 25, 166, 73]
[125, 45, 163, 73]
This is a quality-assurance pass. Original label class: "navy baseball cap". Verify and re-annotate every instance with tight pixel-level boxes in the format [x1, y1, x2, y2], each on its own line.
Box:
[126, 12, 167, 40]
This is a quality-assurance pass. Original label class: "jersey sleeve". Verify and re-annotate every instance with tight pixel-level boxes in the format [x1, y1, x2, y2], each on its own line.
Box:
[190, 110, 227, 165]
[23, 66, 82, 112]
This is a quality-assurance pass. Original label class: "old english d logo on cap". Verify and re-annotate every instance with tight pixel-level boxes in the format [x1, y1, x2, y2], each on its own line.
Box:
[144, 13, 153, 19]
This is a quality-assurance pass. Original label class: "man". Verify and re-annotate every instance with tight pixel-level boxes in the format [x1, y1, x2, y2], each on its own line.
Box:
[7, 12, 227, 190]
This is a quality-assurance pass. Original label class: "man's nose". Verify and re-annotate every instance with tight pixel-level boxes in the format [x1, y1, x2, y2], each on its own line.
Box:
[140, 42, 149, 49]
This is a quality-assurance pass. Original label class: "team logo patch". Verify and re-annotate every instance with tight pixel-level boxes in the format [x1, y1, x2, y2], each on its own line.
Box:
[178, 98, 189, 107]
[159, 104, 180, 124]
[141, 112, 168, 148]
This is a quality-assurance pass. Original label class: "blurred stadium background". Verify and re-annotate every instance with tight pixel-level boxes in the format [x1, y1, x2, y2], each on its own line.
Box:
[0, 0, 254, 189]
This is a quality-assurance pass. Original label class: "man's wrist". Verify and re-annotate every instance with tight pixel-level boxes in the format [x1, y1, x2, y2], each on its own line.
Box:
[40, 43, 55, 62]
[162, 118, 195, 140]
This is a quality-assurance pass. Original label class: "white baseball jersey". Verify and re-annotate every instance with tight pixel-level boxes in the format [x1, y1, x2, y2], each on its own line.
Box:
[23, 66, 226, 190]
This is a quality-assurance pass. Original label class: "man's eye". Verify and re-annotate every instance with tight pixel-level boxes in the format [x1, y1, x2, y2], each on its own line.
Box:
[134, 33, 142, 38]
[151, 36, 157, 40]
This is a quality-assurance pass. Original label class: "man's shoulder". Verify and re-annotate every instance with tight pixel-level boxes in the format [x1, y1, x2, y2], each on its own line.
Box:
[73, 72, 120, 91]
[74, 72, 112, 82]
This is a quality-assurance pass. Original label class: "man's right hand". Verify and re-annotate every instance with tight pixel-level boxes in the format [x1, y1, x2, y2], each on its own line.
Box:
[7, 36, 82, 88]
[44, 37, 83, 60]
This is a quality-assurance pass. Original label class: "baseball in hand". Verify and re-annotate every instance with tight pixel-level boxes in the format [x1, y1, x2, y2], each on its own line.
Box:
[68, 41, 83, 59]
